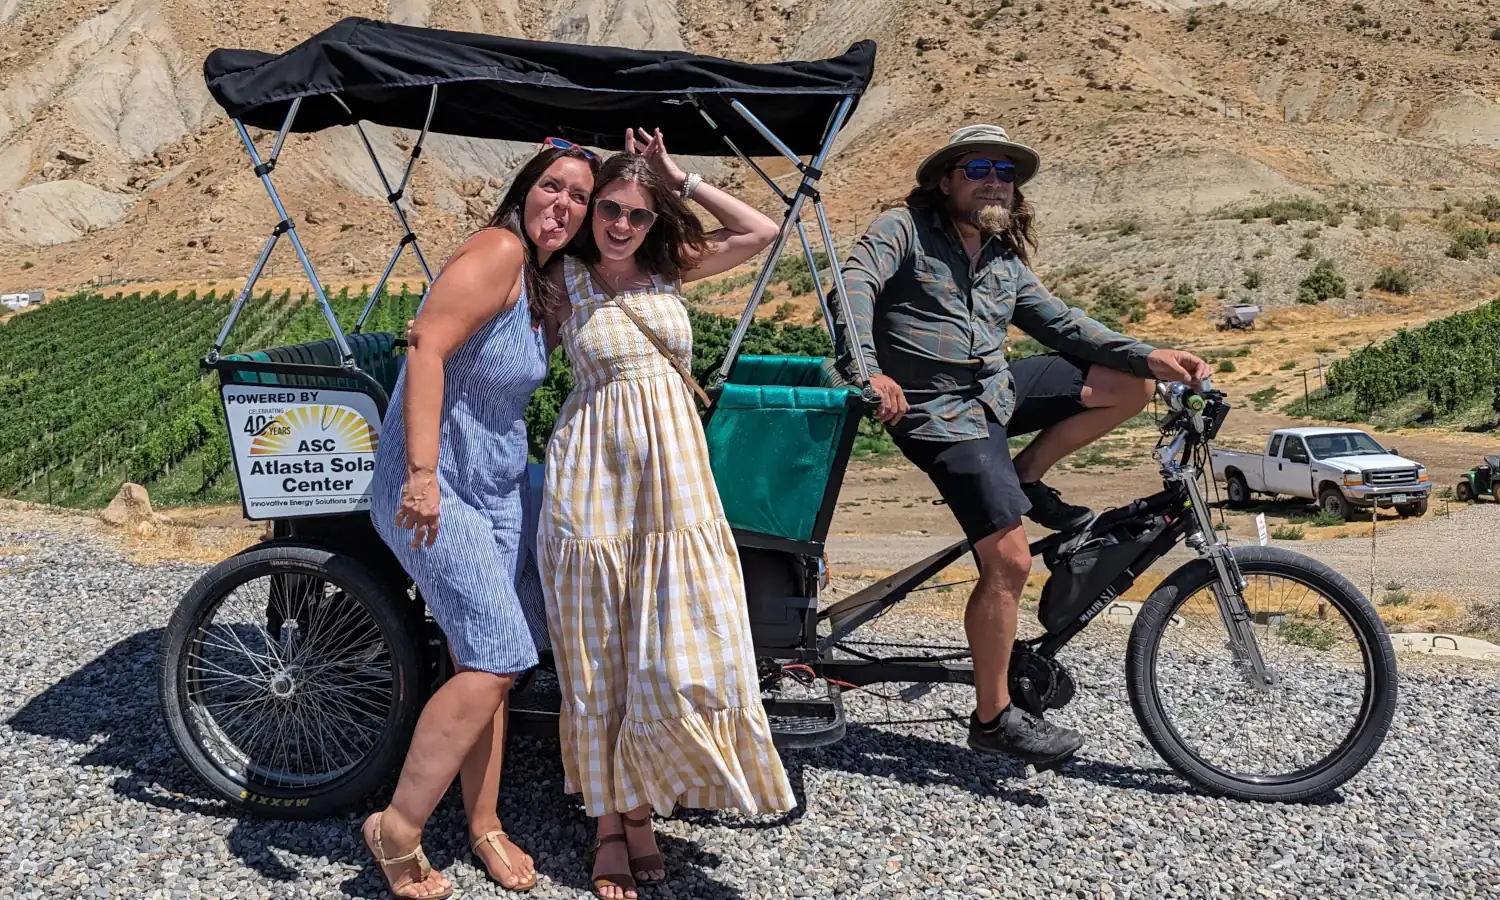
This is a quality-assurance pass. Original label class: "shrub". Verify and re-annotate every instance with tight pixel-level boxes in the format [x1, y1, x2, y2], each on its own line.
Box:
[1447, 227, 1494, 260]
[1469, 194, 1500, 222]
[1279, 360, 1297, 370]
[1295, 240, 1316, 260]
[1092, 282, 1145, 328]
[1171, 288, 1199, 317]
[1229, 197, 1330, 223]
[1271, 524, 1305, 540]
[1243, 268, 1263, 289]
[1217, 359, 1237, 373]
[1372, 267, 1415, 295]
[1386, 211, 1404, 231]
[1297, 259, 1346, 304]
[1186, 12, 1200, 30]
[1311, 509, 1345, 527]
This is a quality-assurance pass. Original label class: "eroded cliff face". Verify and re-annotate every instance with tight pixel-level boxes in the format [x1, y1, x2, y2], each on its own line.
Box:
[0, 0, 1496, 299]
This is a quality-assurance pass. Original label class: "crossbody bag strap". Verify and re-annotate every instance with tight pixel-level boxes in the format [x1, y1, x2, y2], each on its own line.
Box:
[585, 262, 712, 409]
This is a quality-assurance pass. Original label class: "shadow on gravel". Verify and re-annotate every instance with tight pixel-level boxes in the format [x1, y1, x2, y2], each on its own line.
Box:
[684, 723, 1055, 816]
[5, 628, 749, 898]
[1056, 759, 1193, 796]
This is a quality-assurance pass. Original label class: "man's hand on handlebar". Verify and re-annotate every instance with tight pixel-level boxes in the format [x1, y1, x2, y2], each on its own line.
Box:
[870, 373, 909, 425]
[1146, 348, 1213, 386]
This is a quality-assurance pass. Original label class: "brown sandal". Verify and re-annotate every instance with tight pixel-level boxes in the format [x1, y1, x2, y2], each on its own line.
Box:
[364, 812, 454, 900]
[471, 829, 538, 892]
[591, 832, 637, 899]
[622, 812, 665, 884]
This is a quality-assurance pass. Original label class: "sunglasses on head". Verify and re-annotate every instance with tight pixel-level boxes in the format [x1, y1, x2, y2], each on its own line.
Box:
[542, 136, 598, 161]
[953, 159, 1019, 183]
[595, 197, 658, 230]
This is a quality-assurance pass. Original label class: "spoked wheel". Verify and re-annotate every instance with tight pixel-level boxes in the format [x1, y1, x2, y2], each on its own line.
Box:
[158, 541, 421, 819]
[1126, 545, 1397, 802]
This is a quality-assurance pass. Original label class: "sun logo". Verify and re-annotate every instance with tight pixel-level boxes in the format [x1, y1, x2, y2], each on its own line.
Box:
[249, 405, 379, 455]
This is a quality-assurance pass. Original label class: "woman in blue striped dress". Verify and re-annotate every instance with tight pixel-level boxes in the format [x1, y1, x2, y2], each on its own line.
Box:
[362, 141, 599, 899]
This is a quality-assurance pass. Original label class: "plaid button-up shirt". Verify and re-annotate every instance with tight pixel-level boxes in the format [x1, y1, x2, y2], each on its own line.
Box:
[833, 204, 1157, 442]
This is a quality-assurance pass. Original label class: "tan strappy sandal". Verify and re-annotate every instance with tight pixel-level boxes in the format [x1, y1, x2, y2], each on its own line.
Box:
[364, 812, 453, 900]
[471, 829, 538, 892]
[622, 812, 665, 884]
[591, 832, 637, 899]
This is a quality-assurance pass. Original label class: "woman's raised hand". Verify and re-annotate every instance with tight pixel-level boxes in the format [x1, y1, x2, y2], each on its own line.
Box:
[625, 127, 686, 190]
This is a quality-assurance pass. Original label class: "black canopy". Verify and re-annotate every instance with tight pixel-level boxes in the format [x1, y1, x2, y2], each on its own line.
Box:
[204, 17, 877, 157]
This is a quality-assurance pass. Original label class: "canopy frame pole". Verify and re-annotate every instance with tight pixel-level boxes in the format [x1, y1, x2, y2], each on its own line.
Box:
[330, 90, 438, 333]
[687, 99, 790, 205]
[712, 96, 870, 391]
[228, 106, 355, 364]
[208, 99, 329, 361]
[687, 99, 833, 344]
[794, 219, 836, 338]
[209, 229, 281, 361]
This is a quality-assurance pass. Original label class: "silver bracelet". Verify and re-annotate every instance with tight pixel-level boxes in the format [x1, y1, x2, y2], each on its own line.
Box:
[681, 172, 702, 201]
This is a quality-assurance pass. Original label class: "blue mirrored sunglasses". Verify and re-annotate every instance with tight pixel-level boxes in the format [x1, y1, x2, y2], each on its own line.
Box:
[953, 159, 1019, 183]
[542, 136, 598, 160]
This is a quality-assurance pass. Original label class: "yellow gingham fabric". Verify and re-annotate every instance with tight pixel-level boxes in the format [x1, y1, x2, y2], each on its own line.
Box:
[538, 257, 796, 817]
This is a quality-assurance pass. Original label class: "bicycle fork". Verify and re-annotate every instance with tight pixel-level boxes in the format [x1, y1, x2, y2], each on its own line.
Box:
[1180, 470, 1276, 691]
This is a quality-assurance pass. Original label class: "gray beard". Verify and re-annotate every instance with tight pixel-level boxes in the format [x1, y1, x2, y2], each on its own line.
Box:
[970, 203, 1012, 235]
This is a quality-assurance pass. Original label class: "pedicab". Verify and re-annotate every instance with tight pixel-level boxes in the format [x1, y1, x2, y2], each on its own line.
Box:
[158, 17, 1399, 822]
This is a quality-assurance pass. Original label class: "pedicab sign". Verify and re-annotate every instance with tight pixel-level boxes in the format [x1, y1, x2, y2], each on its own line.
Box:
[221, 384, 382, 519]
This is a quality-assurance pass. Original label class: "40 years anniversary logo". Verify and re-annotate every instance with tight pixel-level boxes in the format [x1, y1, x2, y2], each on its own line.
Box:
[247, 404, 379, 456]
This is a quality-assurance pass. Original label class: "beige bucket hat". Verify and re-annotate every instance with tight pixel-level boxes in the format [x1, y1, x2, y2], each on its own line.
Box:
[915, 123, 1041, 187]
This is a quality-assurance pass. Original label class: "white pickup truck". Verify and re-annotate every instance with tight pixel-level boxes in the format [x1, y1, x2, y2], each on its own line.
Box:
[1209, 426, 1431, 518]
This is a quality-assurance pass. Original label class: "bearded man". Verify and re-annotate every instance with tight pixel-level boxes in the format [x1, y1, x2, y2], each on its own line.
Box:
[833, 124, 1211, 765]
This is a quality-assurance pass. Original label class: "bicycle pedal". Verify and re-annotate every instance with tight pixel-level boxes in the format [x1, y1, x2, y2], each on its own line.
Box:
[899, 683, 934, 702]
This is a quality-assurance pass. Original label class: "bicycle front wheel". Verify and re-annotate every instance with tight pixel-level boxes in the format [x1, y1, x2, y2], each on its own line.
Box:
[1126, 545, 1398, 802]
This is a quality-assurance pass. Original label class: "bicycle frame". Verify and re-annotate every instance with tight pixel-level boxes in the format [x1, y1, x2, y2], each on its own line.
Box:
[810, 385, 1273, 695]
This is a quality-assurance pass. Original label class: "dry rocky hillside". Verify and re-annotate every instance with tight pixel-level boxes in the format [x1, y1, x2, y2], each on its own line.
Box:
[0, 0, 1498, 325]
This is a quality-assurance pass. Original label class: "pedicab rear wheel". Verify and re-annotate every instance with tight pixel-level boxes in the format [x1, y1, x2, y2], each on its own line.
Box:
[158, 540, 421, 819]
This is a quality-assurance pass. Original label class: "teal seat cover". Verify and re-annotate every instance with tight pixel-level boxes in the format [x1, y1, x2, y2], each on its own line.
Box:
[705, 355, 857, 543]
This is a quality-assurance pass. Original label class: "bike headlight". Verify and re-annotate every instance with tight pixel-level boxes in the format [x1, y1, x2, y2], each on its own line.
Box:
[1343, 472, 1363, 486]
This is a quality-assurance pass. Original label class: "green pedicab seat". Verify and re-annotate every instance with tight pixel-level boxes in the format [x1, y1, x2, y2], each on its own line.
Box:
[223, 332, 404, 399]
[705, 354, 863, 548]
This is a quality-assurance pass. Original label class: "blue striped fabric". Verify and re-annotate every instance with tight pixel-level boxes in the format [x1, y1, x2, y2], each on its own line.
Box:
[369, 284, 551, 675]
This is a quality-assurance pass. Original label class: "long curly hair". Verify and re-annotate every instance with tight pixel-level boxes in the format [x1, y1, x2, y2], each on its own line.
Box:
[484, 145, 600, 324]
[904, 173, 1038, 267]
[572, 153, 710, 282]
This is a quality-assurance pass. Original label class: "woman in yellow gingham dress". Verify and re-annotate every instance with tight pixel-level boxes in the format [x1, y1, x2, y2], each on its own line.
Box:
[539, 129, 795, 900]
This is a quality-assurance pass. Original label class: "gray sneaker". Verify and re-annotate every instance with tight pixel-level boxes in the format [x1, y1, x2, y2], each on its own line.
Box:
[968, 705, 1084, 767]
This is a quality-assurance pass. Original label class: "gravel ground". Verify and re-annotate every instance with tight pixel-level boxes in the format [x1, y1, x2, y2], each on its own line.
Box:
[2, 514, 1499, 899]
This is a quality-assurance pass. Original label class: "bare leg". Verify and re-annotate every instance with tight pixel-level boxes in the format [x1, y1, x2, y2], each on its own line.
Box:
[966, 523, 1034, 720]
[1012, 366, 1154, 484]
[593, 812, 638, 900]
[456, 657, 535, 889]
[362, 668, 514, 898]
